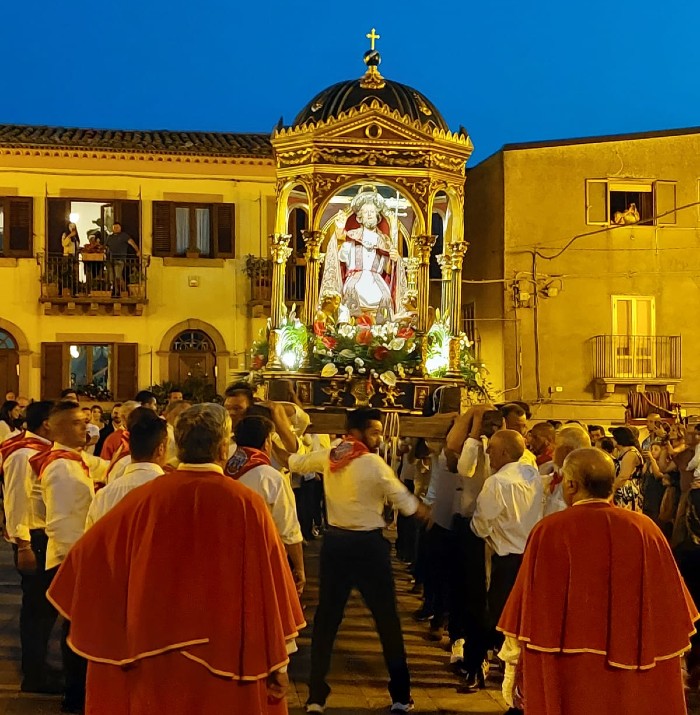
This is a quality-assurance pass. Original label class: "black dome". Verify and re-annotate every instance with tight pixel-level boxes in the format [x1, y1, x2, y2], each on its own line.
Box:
[293, 77, 449, 132]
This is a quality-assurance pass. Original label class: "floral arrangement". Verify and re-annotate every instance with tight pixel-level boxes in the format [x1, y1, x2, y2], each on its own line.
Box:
[425, 312, 491, 398]
[312, 313, 421, 380]
[250, 305, 308, 371]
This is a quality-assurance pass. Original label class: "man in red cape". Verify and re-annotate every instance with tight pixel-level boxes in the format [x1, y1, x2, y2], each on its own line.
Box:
[47, 403, 305, 715]
[498, 447, 698, 715]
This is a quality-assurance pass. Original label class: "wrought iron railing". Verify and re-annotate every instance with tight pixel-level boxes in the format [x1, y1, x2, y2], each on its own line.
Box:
[592, 335, 681, 380]
[39, 253, 148, 300]
[248, 260, 305, 304]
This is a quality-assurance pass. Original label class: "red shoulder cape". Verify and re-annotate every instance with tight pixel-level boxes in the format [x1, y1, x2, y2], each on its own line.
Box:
[47, 469, 305, 679]
[498, 502, 698, 669]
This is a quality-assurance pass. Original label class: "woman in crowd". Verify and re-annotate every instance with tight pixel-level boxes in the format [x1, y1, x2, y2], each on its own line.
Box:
[0, 400, 22, 444]
[610, 426, 644, 511]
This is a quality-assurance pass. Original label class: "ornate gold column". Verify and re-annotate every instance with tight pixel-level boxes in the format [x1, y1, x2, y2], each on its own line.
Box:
[447, 240, 469, 375]
[436, 253, 453, 320]
[413, 234, 436, 333]
[301, 229, 323, 325]
[267, 233, 293, 370]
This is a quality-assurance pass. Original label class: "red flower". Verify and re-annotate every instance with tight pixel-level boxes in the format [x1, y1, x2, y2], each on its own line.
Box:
[251, 355, 264, 369]
[373, 346, 389, 361]
[321, 335, 337, 350]
[313, 321, 326, 336]
[356, 314, 374, 327]
[397, 326, 415, 339]
[356, 329, 372, 345]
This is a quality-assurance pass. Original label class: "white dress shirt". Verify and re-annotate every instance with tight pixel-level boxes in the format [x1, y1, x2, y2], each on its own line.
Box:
[237, 464, 303, 545]
[85, 423, 100, 455]
[289, 448, 419, 531]
[455, 437, 490, 517]
[543, 471, 568, 517]
[3, 431, 52, 541]
[424, 452, 459, 530]
[42, 443, 108, 569]
[0, 420, 20, 445]
[471, 459, 543, 556]
[107, 454, 131, 482]
[85, 461, 164, 529]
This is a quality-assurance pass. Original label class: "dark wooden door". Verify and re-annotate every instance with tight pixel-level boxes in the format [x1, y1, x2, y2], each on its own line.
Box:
[169, 352, 216, 387]
[0, 350, 19, 398]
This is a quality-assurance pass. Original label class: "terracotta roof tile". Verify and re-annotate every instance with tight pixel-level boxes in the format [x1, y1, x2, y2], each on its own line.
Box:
[0, 124, 273, 158]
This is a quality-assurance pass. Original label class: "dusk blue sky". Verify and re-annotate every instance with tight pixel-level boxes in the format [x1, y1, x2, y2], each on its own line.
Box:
[4, 0, 697, 163]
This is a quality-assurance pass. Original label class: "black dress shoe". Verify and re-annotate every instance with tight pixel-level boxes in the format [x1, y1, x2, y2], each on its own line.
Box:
[462, 669, 485, 692]
[413, 608, 433, 622]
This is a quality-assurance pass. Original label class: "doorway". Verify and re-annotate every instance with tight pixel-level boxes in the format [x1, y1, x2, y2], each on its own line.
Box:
[0, 331, 19, 399]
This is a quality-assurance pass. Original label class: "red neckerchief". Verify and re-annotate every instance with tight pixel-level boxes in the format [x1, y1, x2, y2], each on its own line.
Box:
[0, 432, 52, 478]
[329, 437, 370, 473]
[29, 449, 90, 481]
[224, 447, 271, 480]
[106, 431, 130, 480]
[550, 468, 563, 494]
[536, 447, 554, 467]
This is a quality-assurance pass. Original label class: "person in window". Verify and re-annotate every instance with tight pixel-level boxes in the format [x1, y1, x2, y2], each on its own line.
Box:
[105, 222, 140, 296]
[61, 223, 80, 295]
[0, 400, 22, 444]
[80, 232, 105, 292]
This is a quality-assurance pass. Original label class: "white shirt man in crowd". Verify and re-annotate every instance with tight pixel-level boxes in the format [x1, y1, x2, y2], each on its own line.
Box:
[0, 401, 58, 694]
[470, 429, 542, 683]
[31, 400, 108, 713]
[285, 407, 429, 715]
[444, 405, 506, 685]
[543, 425, 591, 516]
[85, 407, 167, 528]
[225, 414, 305, 595]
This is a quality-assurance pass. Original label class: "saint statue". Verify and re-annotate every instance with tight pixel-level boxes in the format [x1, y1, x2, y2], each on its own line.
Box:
[319, 186, 407, 323]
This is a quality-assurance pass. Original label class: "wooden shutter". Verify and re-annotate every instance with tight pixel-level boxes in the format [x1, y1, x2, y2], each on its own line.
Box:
[6, 198, 33, 256]
[116, 200, 141, 250]
[41, 343, 66, 399]
[46, 199, 70, 254]
[213, 203, 235, 257]
[152, 202, 174, 256]
[114, 343, 138, 401]
[654, 181, 677, 225]
[585, 179, 608, 225]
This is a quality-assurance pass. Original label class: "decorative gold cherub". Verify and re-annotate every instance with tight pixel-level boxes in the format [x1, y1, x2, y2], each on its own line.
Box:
[315, 291, 342, 329]
[379, 383, 405, 408]
[322, 378, 346, 405]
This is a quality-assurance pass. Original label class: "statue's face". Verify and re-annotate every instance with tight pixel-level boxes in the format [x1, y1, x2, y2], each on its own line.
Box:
[359, 203, 378, 230]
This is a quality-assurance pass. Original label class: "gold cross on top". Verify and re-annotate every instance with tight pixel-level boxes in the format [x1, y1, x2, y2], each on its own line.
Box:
[366, 28, 380, 51]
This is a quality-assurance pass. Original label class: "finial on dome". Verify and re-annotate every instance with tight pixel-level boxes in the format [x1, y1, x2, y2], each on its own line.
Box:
[360, 27, 386, 89]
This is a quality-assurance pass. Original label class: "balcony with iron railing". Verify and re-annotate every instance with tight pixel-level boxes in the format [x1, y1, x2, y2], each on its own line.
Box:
[38, 252, 149, 316]
[247, 258, 306, 316]
[591, 334, 681, 395]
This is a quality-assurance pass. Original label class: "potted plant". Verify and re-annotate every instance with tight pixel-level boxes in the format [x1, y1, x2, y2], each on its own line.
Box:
[185, 246, 202, 259]
[244, 255, 272, 278]
[128, 267, 145, 299]
[89, 276, 112, 298]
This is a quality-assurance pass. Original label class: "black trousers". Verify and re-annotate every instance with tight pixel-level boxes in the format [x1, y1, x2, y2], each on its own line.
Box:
[453, 517, 488, 672]
[424, 524, 453, 630]
[46, 566, 87, 710]
[488, 553, 523, 649]
[308, 528, 411, 706]
[13, 530, 58, 686]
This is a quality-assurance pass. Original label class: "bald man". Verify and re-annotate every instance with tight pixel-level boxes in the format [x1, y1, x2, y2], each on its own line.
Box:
[467, 430, 542, 689]
[499, 448, 698, 715]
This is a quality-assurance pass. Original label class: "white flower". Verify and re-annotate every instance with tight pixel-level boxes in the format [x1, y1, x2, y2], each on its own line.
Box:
[359, 367, 366, 374]
[380, 370, 397, 386]
[354, 357, 364, 366]
[345, 365, 354, 375]
[338, 324, 354, 338]
[340, 349, 355, 360]
[388, 338, 406, 351]
[371, 325, 383, 336]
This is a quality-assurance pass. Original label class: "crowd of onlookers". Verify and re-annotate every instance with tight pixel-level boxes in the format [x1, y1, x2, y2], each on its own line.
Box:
[1, 386, 699, 713]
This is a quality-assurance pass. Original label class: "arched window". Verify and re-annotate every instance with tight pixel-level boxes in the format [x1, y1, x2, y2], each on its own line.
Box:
[0, 330, 19, 398]
[168, 329, 217, 398]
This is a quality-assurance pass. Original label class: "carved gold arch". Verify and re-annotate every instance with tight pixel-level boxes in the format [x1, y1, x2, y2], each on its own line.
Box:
[426, 181, 465, 248]
[276, 179, 314, 235]
[311, 175, 428, 246]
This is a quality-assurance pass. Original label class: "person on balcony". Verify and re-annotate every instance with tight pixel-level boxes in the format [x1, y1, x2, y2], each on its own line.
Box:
[105, 222, 140, 296]
[61, 223, 80, 296]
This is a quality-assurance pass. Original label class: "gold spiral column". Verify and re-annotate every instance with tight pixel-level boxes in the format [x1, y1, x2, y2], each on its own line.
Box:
[413, 234, 436, 333]
[447, 240, 469, 375]
[267, 233, 293, 371]
[301, 230, 323, 325]
[436, 253, 453, 321]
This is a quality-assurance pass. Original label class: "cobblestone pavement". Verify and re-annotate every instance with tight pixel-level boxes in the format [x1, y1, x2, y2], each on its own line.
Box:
[0, 537, 695, 714]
